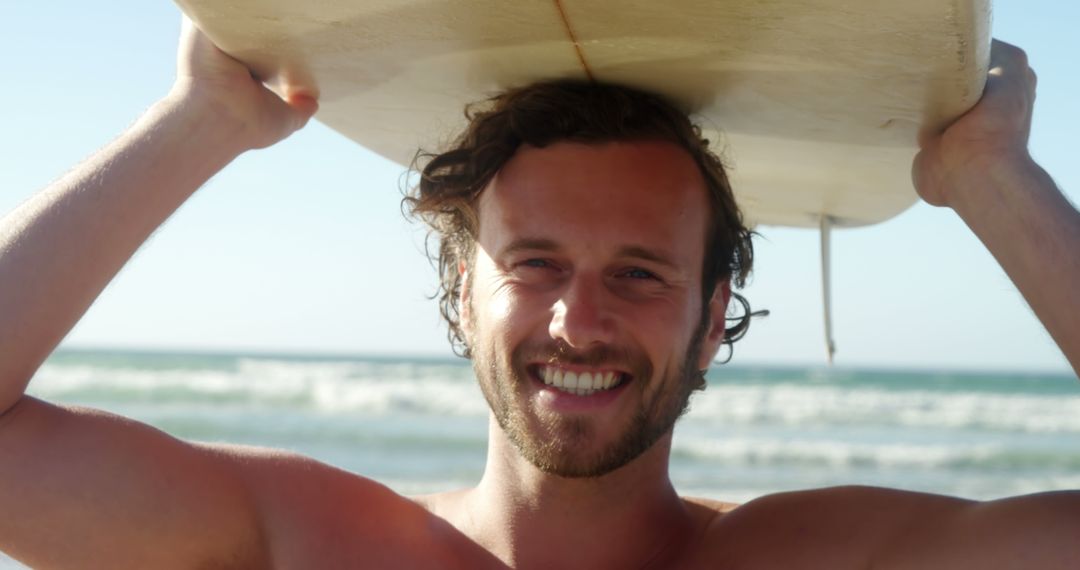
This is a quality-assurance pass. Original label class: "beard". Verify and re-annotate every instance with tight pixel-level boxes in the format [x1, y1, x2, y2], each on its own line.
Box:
[469, 311, 709, 479]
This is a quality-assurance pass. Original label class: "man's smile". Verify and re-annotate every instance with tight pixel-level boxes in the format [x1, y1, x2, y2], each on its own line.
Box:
[522, 363, 636, 414]
[535, 365, 627, 396]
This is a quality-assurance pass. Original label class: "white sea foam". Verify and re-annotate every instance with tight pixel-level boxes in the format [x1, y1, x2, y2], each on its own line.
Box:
[672, 436, 1006, 469]
[30, 358, 488, 416]
[686, 384, 1080, 433]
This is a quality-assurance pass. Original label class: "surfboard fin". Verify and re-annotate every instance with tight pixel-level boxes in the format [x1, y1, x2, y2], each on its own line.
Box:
[820, 215, 836, 365]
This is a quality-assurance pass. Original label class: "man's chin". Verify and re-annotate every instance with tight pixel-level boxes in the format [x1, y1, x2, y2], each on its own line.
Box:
[526, 445, 650, 479]
[505, 413, 663, 479]
[524, 447, 631, 479]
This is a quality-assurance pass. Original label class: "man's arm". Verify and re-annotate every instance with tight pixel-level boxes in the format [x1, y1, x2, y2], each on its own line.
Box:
[0, 19, 316, 409]
[0, 20, 315, 567]
[912, 39, 1080, 376]
[895, 39, 1080, 568]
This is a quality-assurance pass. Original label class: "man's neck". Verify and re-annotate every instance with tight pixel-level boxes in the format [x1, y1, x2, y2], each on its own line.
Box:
[449, 419, 698, 569]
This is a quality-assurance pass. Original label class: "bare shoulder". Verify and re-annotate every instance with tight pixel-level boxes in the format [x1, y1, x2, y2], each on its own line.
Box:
[0, 397, 271, 568]
[207, 443, 480, 568]
[412, 487, 472, 517]
[0, 397, 468, 568]
[200, 443, 427, 531]
[692, 486, 1080, 569]
[879, 488, 1080, 569]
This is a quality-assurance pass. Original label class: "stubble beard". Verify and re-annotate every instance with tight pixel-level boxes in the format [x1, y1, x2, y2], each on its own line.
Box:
[469, 310, 709, 479]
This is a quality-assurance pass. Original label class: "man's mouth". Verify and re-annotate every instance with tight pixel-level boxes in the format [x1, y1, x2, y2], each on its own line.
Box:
[535, 365, 627, 397]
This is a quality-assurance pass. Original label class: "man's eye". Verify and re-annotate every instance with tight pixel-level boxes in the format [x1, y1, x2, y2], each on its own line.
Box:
[622, 267, 658, 280]
[516, 259, 560, 272]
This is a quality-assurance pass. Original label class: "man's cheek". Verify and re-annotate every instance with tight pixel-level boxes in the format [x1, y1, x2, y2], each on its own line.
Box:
[486, 290, 514, 323]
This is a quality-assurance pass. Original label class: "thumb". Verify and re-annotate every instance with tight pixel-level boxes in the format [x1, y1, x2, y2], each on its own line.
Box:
[256, 89, 319, 146]
[911, 145, 948, 208]
[285, 94, 320, 130]
[911, 148, 926, 193]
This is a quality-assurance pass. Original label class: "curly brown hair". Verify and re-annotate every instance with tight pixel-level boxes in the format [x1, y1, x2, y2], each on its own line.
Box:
[404, 79, 759, 360]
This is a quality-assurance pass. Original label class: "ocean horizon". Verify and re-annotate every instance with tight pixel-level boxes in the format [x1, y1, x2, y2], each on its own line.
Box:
[3, 347, 1078, 567]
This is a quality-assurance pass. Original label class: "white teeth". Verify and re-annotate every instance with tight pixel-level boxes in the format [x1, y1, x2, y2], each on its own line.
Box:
[538, 366, 623, 395]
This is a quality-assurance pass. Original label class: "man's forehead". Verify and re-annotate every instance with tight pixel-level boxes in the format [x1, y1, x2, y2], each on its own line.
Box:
[475, 141, 710, 263]
[479, 140, 705, 209]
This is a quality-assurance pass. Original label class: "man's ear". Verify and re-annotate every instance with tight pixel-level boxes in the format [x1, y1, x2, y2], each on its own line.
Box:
[696, 280, 731, 371]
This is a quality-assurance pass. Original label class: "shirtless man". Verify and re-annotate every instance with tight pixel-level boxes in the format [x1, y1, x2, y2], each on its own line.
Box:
[1, 19, 1078, 570]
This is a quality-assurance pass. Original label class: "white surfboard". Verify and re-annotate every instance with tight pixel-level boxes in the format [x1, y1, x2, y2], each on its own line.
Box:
[173, 0, 991, 228]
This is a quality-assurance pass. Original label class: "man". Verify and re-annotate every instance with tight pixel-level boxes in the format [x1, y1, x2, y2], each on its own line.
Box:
[1, 18, 1077, 569]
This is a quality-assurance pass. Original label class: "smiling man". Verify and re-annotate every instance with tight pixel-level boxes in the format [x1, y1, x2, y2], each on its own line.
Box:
[1, 18, 1079, 570]
[406, 82, 755, 487]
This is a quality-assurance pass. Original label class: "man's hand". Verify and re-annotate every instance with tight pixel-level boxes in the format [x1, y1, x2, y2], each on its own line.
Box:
[912, 39, 1038, 207]
[907, 39, 1080, 376]
[172, 16, 318, 151]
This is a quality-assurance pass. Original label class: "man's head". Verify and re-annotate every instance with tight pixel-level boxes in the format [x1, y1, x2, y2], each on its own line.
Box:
[405, 80, 756, 477]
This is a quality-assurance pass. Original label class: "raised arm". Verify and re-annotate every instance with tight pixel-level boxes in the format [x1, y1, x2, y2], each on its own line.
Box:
[0, 19, 316, 411]
[0, 19, 316, 568]
[896, 39, 1080, 569]
[913, 39, 1080, 377]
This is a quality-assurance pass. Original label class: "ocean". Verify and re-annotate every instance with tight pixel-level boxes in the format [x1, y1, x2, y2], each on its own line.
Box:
[3, 349, 1079, 567]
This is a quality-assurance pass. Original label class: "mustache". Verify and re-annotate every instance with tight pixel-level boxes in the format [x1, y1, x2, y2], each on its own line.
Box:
[514, 339, 652, 376]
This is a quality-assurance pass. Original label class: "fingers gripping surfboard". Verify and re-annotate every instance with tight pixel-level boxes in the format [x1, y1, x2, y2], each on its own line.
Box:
[173, 0, 991, 229]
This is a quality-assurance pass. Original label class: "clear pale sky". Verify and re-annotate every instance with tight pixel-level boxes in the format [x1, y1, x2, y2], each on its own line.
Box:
[2, 1, 1076, 373]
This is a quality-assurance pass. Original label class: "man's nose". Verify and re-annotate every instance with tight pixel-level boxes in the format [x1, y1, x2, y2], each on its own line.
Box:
[549, 275, 615, 348]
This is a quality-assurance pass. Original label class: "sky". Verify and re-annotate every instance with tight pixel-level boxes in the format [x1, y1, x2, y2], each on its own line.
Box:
[2, 1, 1077, 373]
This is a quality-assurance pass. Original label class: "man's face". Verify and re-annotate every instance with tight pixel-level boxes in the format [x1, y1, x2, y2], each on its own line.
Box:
[463, 141, 729, 478]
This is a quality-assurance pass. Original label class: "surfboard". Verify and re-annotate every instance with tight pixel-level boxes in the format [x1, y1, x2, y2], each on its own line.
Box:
[173, 0, 991, 228]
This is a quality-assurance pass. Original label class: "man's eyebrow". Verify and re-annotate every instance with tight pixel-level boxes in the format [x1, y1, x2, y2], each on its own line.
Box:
[498, 237, 561, 257]
[496, 239, 681, 270]
[616, 246, 680, 270]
